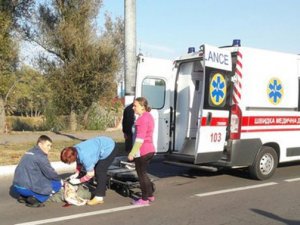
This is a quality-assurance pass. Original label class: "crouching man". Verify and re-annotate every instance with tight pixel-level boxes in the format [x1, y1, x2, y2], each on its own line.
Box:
[12, 135, 62, 207]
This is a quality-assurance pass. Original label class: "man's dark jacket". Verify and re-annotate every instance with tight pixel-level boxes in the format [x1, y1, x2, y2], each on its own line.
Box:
[122, 103, 135, 135]
[13, 146, 60, 195]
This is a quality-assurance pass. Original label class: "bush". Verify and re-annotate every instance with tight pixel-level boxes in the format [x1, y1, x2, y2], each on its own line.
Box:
[43, 103, 69, 131]
[7, 116, 46, 131]
[6, 99, 124, 132]
[86, 104, 112, 130]
[86, 102, 122, 130]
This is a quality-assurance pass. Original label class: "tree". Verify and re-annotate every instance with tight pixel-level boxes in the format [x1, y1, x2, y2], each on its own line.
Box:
[103, 13, 125, 93]
[7, 66, 52, 117]
[0, 0, 35, 132]
[25, 0, 124, 130]
[0, 8, 18, 133]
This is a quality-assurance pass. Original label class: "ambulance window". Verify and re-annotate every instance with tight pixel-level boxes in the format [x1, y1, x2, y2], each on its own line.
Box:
[142, 78, 166, 109]
[193, 60, 203, 72]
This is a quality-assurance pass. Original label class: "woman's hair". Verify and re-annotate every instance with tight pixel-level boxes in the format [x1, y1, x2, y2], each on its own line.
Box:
[135, 97, 151, 112]
[60, 147, 77, 164]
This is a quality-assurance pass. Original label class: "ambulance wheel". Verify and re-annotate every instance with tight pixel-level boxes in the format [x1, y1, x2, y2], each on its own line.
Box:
[249, 146, 278, 180]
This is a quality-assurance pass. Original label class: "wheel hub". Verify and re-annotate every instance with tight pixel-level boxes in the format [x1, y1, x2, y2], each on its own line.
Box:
[259, 153, 274, 175]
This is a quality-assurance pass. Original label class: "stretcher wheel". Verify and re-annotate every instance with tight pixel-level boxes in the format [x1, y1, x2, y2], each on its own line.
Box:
[121, 187, 130, 197]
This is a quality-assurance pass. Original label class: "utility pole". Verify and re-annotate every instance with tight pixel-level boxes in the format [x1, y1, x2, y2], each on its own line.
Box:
[124, 0, 136, 105]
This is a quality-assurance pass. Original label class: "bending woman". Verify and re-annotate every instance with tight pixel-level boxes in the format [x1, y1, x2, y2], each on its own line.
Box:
[61, 136, 117, 206]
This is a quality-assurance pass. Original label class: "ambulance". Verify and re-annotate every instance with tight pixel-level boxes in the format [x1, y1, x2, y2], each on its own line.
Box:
[134, 40, 300, 180]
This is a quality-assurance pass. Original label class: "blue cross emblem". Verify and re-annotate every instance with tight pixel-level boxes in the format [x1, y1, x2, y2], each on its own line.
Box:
[210, 73, 226, 106]
[268, 78, 283, 105]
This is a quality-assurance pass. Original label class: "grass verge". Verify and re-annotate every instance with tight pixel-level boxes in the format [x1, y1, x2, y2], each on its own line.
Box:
[0, 140, 125, 166]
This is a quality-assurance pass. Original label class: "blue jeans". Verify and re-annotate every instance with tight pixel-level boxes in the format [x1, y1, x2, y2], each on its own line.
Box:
[14, 180, 61, 203]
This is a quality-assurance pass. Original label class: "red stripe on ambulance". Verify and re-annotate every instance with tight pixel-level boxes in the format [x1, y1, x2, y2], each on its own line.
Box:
[232, 51, 243, 105]
[241, 116, 300, 126]
[201, 117, 229, 126]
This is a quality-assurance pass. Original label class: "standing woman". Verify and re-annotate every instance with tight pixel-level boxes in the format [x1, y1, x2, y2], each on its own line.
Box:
[128, 97, 155, 205]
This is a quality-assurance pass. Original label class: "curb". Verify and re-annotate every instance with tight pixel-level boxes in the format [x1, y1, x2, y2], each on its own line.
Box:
[0, 162, 76, 178]
[0, 155, 165, 178]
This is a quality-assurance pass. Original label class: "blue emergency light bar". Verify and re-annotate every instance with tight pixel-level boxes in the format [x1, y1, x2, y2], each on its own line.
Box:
[188, 47, 195, 53]
[232, 39, 241, 47]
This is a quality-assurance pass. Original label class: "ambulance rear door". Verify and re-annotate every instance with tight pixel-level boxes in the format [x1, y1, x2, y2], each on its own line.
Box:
[135, 56, 175, 153]
[194, 44, 233, 164]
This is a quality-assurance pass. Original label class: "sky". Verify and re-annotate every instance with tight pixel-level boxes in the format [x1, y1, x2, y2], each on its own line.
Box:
[21, 0, 300, 64]
[99, 0, 300, 59]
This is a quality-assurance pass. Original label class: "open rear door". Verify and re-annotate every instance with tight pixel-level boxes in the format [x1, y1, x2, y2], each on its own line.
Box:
[135, 56, 175, 153]
[171, 44, 233, 164]
[194, 44, 233, 164]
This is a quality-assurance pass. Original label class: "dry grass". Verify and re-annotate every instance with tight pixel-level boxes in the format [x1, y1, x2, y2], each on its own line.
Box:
[0, 140, 79, 166]
[0, 140, 126, 166]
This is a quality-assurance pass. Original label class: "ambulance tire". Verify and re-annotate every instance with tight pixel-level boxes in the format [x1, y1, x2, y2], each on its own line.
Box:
[249, 146, 278, 180]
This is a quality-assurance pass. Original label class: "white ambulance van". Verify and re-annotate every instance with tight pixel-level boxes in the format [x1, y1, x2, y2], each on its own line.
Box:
[135, 40, 300, 180]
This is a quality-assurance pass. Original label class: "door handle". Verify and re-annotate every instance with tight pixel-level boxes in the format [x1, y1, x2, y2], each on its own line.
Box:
[206, 112, 212, 125]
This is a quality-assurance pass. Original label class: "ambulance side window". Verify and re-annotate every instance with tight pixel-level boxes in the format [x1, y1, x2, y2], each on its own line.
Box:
[141, 78, 166, 109]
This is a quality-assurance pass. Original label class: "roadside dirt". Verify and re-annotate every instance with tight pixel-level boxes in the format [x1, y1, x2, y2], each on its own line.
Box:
[0, 128, 124, 145]
[0, 128, 125, 166]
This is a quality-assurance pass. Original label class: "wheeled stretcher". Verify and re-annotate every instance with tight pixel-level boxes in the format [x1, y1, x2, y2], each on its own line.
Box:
[106, 157, 155, 198]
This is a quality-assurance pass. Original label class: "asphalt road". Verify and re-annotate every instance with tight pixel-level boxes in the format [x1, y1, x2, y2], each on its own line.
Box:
[2, 157, 300, 225]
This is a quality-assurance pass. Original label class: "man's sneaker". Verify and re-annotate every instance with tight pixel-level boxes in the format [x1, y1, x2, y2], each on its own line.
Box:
[131, 198, 149, 206]
[25, 197, 45, 208]
[148, 196, 155, 202]
[17, 195, 27, 204]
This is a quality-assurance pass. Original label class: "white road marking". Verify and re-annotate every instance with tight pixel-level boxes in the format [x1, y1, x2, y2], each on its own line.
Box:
[195, 182, 278, 197]
[284, 177, 300, 182]
[14, 178, 300, 225]
[14, 204, 148, 225]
